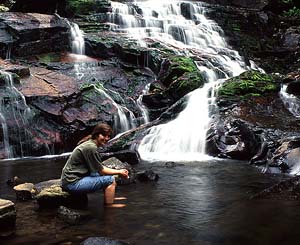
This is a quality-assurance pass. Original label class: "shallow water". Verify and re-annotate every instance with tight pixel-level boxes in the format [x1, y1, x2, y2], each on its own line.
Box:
[0, 157, 299, 244]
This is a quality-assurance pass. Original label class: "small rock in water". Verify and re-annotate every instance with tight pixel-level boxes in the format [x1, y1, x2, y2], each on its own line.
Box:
[136, 170, 159, 182]
[6, 176, 25, 187]
[81, 237, 130, 245]
[57, 206, 91, 225]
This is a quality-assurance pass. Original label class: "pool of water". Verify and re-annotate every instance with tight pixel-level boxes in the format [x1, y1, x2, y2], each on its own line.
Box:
[0, 157, 299, 244]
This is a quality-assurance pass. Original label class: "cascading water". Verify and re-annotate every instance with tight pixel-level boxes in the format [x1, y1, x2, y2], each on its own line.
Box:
[67, 21, 141, 134]
[0, 71, 33, 158]
[70, 22, 85, 55]
[108, 0, 252, 161]
[91, 84, 137, 134]
[136, 83, 150, 124]
[279, 84, 300, 118]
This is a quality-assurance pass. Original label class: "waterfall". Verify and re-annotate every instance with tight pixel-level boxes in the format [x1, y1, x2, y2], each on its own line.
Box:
[279, 85, 300, 118]
[92, 84, 137, 134]
[108, 0, 251, 161]
[136, 83, 150, 124]
[70, 22, 85, 55]
[0, 71, 33, 158]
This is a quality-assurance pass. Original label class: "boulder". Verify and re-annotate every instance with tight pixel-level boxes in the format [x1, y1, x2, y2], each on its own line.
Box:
[34, 180, 88, 209]
[102, 157, 136, 185]
[206, 118, 260, 160]
[136, 170, 159, 182]
[0, 199, 16, 236]
[100, 150, 141, 165]
[57, 206, 91, 225]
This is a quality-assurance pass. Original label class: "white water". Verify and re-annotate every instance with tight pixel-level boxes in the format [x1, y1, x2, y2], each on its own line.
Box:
[280, 84, 300, 118]
[136, 83, 150, 124]
[108, 0, 251, 161]
[70, 22, 85, 55]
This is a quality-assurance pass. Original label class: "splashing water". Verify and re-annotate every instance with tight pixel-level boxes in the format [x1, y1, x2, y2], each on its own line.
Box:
[107, 0, 251, 161]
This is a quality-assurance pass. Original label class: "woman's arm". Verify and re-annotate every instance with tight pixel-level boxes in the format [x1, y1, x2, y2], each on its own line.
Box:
[100, 166, 129, 178]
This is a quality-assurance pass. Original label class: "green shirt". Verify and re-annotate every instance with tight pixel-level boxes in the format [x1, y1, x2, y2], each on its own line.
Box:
[61, 139, 103, 186]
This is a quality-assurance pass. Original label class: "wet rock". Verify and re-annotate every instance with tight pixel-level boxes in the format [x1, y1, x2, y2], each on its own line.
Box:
[81, 237, 130, 245]
[13, 183, 36, 201]
[0, 59, 30, 78]
[102, 157, 136, 185]
[136, 170, 159, 182]
[0, 199, 16, 236]
[268, 136, 300, 172]
[35, 183, 88, 209]
[100, 150, 141, 165]
[206, 118, 260, 160]
[0, 12, 70, 58]
[57, 206, 91, 225]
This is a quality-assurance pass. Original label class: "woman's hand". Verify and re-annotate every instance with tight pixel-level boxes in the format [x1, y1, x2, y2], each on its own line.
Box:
[118, 169, 129, 178]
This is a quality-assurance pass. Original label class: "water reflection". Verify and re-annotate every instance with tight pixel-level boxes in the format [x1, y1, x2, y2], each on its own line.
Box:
[0, 158, 298, 244]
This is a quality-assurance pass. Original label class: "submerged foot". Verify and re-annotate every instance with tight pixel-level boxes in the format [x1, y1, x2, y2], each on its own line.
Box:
[114, 197, 127, 201]
[105, 203, 126, 208]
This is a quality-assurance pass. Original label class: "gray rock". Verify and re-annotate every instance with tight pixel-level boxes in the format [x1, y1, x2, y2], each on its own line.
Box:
[81, 237, 130, 245]
[102, 157, 136, 185]
[57, 206, 91, 225]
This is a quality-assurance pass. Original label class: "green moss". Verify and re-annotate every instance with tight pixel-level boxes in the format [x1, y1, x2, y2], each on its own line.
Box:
[65, 0, 110, 16]
[218, 70, 279, 99]
[170, 56, 198, 73]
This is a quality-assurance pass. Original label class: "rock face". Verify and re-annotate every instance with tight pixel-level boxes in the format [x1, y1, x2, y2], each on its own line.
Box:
[0, 12, 70, 58]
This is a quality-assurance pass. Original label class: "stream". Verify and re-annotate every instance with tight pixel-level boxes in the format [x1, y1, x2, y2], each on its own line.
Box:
[1, 157, 299, 244]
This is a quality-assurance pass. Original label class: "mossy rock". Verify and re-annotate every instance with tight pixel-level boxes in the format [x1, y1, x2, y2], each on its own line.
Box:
[35, 185, 88, 209]
[217, 70, 280, 101]
[166, 71, 204, 101]
[65, 0, 111, 16]
[159, 56, 200, 86]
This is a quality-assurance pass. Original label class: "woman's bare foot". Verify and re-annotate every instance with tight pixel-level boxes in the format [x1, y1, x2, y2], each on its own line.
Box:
[105, 203, 126, 208]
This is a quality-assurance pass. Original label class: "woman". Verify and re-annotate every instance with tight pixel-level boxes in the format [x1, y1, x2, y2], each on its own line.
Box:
[61, 123, 129, 207]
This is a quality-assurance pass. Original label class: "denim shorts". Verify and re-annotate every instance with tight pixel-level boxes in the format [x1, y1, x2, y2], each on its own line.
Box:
[65, 173, 115, 193]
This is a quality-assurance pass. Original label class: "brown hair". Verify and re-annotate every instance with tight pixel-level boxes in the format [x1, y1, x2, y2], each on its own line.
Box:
[77, 123, 113, 145]
[91, 123, 113, 139]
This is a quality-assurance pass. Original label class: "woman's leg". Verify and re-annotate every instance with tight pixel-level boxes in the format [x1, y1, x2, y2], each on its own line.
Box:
[104, 180, 116, 204]
[66, 174, 114, 193]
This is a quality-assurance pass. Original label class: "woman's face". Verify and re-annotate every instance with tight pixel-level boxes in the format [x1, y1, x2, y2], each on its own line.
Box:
[96, 133, 111, 146]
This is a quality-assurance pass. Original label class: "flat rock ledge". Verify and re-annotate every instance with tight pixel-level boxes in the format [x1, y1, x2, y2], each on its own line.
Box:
[0, 199, 16, 236]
